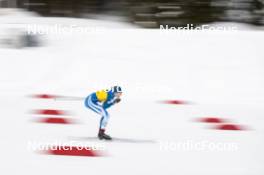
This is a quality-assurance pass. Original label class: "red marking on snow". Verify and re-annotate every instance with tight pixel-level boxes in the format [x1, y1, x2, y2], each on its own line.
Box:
[44, 146, 101, 157]
[33, 109, 67, 115]
[215, 124, 246, 131]
[31, 94, 58, 99]
[160, 100, 189, 105]
[36, 117, 74, 124]
[198, 117, 224, 123]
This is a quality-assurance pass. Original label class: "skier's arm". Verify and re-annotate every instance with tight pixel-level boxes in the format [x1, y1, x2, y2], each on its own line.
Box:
[103, 97, 121, 109]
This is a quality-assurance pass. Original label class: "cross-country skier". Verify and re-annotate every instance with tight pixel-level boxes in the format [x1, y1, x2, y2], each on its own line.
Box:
[84, 86, 122, 140]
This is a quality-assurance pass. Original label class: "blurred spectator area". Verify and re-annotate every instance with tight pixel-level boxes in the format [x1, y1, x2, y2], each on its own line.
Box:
[0, 0, 263, 27]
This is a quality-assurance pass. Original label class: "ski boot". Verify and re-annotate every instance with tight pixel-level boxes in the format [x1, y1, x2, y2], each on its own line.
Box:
[98, 129, 112, 140]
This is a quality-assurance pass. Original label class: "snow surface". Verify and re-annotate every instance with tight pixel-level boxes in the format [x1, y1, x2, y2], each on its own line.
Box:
[0, 12, 264, 175]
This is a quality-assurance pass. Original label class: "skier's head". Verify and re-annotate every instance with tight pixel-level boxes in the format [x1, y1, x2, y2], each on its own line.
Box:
[111, 86, 122, 98]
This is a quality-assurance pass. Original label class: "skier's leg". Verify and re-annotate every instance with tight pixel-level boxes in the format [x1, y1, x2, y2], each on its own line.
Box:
[99, 109, 109, 130]
[98, 108, 112, 140]
[84, 95, 101, 115]
[85, 95, 110, 128]
[85, 96, 111, 140]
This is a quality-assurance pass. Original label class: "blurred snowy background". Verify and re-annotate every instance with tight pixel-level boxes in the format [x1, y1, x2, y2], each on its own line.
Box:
[0, 1, 264, 175]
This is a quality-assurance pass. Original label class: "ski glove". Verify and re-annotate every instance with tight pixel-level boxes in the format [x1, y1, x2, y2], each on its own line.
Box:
[115, 98, 121, 104]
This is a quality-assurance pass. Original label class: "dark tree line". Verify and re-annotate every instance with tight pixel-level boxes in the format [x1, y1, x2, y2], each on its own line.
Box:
[2, 0, 263, 26]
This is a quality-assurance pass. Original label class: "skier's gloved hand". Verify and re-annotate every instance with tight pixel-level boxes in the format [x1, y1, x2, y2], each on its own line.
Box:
[115, 98, 121, 104]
